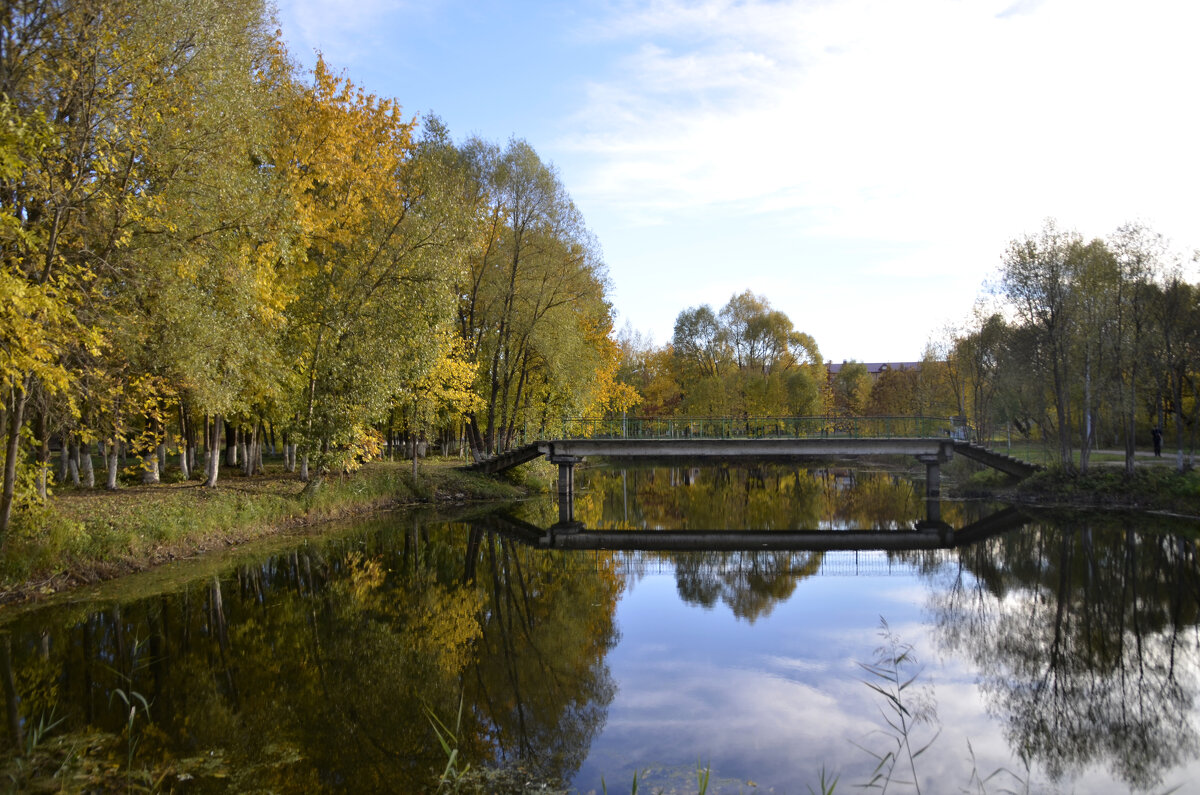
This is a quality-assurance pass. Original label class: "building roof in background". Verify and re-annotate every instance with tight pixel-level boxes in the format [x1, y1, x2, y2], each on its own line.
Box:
[825, 361, 921, 376]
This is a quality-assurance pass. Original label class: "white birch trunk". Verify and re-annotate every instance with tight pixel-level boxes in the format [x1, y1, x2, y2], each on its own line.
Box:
[141, 453, 160, 484]
[105, 444, 119, 490]
[205, 416, 222, 488]
[80, 442, 94, 488]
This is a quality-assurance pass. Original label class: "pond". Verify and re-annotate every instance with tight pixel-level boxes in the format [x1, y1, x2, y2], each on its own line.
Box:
[2, 461, 1199, 793]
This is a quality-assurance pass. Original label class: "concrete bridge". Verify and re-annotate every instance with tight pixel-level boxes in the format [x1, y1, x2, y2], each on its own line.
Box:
[462, 416, 1041, 525]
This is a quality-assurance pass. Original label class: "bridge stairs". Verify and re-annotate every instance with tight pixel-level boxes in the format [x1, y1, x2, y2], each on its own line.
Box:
[952, 440, 1041, 478]
[462, 443, 542, 475]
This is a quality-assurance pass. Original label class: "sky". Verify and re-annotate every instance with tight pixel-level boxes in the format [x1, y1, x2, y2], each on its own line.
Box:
[274, 0, 1200, 364]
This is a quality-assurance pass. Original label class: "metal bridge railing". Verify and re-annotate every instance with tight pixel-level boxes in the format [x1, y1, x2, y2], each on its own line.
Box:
[542, 416, 951, 441]
[595, 548, 959, 577]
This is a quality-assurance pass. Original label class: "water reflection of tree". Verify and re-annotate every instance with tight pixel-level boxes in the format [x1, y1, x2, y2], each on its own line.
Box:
[932, 519, 1200, 790]
[574, 464, 944, 624]
[672, 550, 823, 622]
[2, 516, 624, 790]
[579, 464, 931, 531]
[462, 529, 621, 783]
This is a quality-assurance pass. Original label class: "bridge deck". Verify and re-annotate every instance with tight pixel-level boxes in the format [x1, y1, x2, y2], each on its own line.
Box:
[537, 437, 956, 460]
[458, 416, 1041, 478]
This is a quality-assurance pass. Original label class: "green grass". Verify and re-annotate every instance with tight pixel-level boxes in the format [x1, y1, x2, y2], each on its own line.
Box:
[0, 458, 530, 592]
[1020, 467, 1200, 515]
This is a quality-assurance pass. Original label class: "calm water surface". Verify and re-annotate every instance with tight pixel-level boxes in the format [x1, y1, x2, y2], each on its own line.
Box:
[2, 462, 1199, 793]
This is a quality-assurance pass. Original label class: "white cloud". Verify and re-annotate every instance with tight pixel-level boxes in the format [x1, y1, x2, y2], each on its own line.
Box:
[566, 0, 1200, 243]
[558, 0, 1200, 357]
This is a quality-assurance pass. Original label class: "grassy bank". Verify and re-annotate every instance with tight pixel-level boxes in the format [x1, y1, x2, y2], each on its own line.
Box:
[0, 459, 542, 602]
[955, 461, 1200, 515]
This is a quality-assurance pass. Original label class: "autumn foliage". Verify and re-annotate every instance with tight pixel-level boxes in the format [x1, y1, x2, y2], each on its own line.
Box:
[0, 0, 631, 544]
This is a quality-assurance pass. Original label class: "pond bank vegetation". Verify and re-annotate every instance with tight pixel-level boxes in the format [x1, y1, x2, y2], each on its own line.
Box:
[952, 459, 1200, 517]
[0, 459, 539, 605]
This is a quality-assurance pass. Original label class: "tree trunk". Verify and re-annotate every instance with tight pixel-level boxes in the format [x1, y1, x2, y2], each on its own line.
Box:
[385, 408, 395, 461]
[156, 413, 167, 474]
[58, 429, 70, 487]
[186, 410, 197, 476]
[178, 419, 191, 481]
[465, 415, 485, 462]
[141, 450, 160, 484]
[1, 636, 23, 752]
[141, 414, 161, 485]
[178, 405, 190, 480]
[299, 453, 309, 482]
[205, 415, 223, 488]
[80, 441, 94, 488]
[68, 437, 80, 486]
[241, 426, 252, 476]
[202, 415, 212, 484]
[35, 408, 50, 501]
[1173, 366, 1186, 473]
[1125, 370, 1137, 475]
[225, 422, 237, 466]
[503, 349, 531, 451]
[1051, 345, 1073, 470]
[1079, 354, 1092, 473]
[255, 420, 265, 474]
[0, 379, 31, 543]
[105, 438, 119, 490]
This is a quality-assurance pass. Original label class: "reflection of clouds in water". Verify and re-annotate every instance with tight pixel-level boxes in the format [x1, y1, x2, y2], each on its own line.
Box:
[874, 583, 931, 609]
[584, 496, 1200, 790]
[760, 654, 827, 675]
[587, 615, 1049, 792]
[594, 657, 873, 778]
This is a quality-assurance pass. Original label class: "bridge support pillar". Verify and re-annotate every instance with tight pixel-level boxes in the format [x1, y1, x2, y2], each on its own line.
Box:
[550, 455, 584, 524]
[915, 454, 944, 524]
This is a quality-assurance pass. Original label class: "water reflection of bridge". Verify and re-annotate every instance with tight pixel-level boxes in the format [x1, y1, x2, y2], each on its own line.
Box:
[606, 549, 956, 577]
[474, 506, 1027, 559]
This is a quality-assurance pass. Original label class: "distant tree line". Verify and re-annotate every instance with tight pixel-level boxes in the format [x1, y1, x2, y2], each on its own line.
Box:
[615, 220, 1199, 473]
[0, 0, 628, 544]
[616, 290, 957, 421]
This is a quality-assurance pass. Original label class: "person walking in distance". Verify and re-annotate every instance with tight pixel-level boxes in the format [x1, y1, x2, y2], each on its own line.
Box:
[1152, 426, 1163, 457]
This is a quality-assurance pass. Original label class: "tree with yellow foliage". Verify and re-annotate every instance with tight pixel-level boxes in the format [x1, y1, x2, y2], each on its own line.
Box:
[274, 60, 466, 483]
